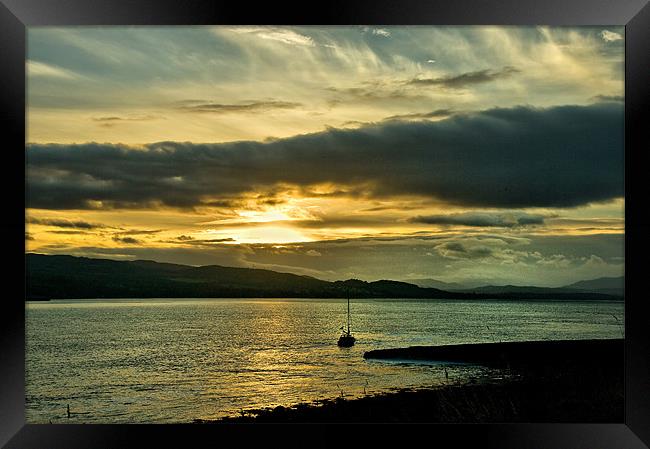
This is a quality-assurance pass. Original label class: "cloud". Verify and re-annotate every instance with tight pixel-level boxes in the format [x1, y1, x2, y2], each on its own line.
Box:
[27, 218, 160, 236]
[383, 109, 455, 121]
[26, 102, 623, 210]
[33, 232, 623, 286]
[92, 115, 163, 127]
[290, 214, 400, 229]
[175, 100, 302, 114]
[360, 27, 391, 37]
[592, 95, 624, 103]
[120, 229, 162, 235]
[546, 217, 623, 231]
[409, 211, 548, 228]
[536, 253, 572, 268]
[27, 217, 111, 229]
[325, 86, 427, 103]
[112, 236, 140, 244]
[170, 237, 236, 246]
[600, 30, 623, 43]
[27, 60, 80, 80]
[372, 29, 391, 37]
[407, 66, 520, 89]
[435, 241, 495, 260]
[225, 27, 314, 46]
[26, 26, 624, 149]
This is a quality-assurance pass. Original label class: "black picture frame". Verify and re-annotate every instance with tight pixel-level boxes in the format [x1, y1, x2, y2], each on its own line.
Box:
[2, 0, 649, 447]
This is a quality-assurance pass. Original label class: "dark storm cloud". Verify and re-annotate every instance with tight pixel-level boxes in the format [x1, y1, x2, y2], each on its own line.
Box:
[175, 238, 236, 246]
[325, 86, 428, 103]
[168, 236, 236, 245]
[27, 217, 111, 229]
[120, 229, 163, 235]
[27, 217, 160, 235]
[410, 211, 548, 228]
[442, 242, 466, 252]
[112, 236, 140, 244]
[26, 102, 623, 210]
[383, 109, 455, 121]
[92, 115, 163, 127]
[407, 66, 520, 89]
[591, 95, 624, 103]
[175, 100, 302, 114]
[435, 241, 495, 259]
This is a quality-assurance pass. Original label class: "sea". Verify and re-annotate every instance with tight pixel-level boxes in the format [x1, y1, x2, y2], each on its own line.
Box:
[25, 298, 624, 423]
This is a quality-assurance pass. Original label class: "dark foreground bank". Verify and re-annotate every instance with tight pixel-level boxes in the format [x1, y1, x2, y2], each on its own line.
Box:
[196, 339, 623, 423]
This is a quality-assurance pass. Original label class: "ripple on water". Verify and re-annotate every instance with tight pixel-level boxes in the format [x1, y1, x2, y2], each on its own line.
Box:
[26, 298, 624, 423]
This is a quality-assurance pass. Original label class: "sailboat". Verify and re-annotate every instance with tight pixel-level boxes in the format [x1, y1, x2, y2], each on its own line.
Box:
[337, 295, 356, 347]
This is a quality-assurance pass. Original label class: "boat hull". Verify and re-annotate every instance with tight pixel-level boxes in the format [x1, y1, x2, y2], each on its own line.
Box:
[337, 335, 356, 347]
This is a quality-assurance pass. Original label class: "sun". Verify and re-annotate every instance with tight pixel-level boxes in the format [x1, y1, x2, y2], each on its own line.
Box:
[206, 225, 313, 244]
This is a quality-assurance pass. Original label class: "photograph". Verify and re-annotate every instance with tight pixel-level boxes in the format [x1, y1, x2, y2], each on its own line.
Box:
[23, 24, 628, 426]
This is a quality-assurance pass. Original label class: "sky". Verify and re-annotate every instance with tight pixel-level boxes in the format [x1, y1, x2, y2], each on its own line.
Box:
[25, 26, 625, 286]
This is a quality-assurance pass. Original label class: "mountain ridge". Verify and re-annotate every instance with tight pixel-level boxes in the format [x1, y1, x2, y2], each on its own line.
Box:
[26, 253, 623, 301]
[408, 276, 624, 297]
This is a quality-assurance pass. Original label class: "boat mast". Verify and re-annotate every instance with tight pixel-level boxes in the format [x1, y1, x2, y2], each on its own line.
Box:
[347, 295, 351, 334]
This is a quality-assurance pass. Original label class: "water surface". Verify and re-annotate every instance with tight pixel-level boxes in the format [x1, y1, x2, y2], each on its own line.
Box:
[26, 298, 624, 423]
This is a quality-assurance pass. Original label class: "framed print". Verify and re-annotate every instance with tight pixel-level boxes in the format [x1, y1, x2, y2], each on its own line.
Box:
[2, 0, 649, 447]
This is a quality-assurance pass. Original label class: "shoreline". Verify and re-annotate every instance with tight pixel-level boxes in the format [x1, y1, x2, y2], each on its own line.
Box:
[27, 297, 624, 302]
[364, 338, 624, 367]
[196, 339, 623, 423]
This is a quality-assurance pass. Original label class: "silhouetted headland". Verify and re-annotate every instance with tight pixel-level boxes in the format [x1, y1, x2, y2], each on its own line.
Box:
[199, 338, 622, 423]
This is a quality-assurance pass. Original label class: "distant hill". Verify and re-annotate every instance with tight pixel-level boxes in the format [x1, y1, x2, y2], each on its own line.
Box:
[409, 276, 625, 298]
[404, 278, 468, 290]
[563, 276, 624, 296]
[26, 253, 330, 299]
[25, 254, 622, 301]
